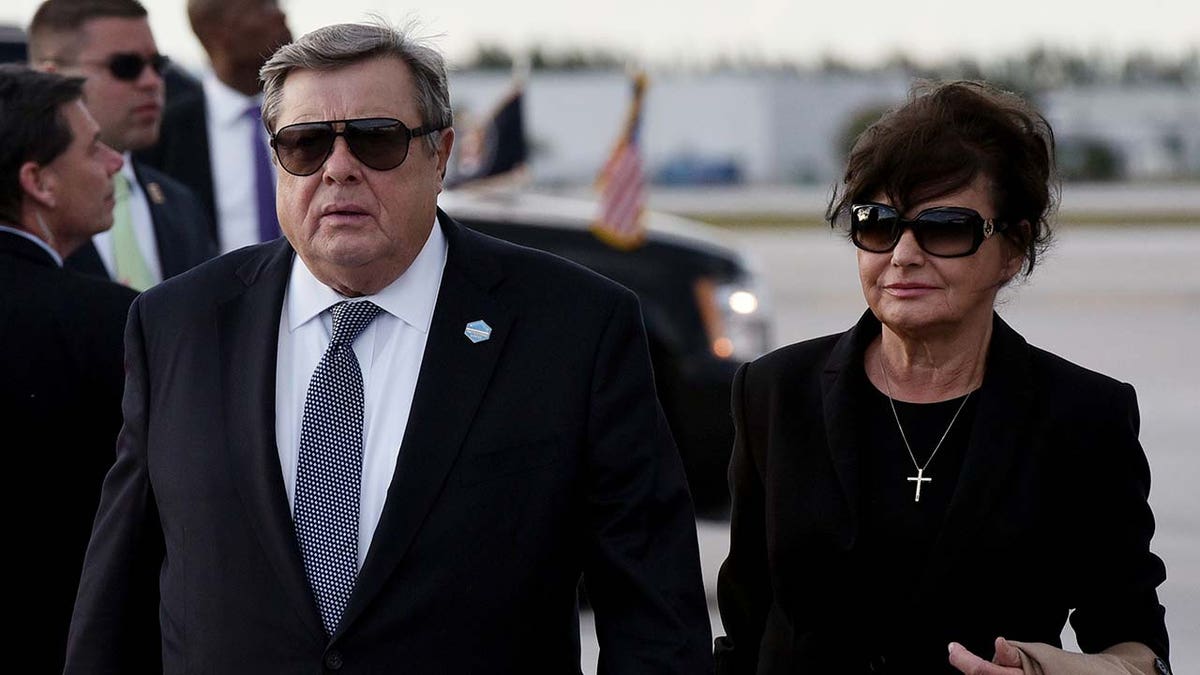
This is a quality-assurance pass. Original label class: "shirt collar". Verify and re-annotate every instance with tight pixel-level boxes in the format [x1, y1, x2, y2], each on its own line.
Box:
[286, 215, 447, 334]
[204, 71, 263, 126]
[0, 223, 63, 266]
[119, 153, 138, 184]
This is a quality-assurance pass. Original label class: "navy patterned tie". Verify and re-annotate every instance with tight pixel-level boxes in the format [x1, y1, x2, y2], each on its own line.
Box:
[294, 300, 383, 635]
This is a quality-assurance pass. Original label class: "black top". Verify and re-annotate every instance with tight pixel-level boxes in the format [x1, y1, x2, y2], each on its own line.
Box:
[856, 363, 981, 672]
[715, 310, 1169, 675]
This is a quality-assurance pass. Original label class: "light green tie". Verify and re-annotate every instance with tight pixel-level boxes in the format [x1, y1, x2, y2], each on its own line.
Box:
[111, 174, 155, 291]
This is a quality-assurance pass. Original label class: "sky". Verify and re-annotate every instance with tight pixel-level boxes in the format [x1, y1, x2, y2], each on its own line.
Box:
[2, 0, 1197, 71]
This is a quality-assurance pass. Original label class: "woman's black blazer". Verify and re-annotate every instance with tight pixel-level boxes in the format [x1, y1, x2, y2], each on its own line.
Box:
[714, 310, 1169, 674]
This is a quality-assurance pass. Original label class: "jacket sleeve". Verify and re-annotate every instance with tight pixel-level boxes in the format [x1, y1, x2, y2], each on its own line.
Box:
[1067, 381, 1170, 665]
[714, 362, 771, 675]
[64, 296, 165, 674]
[582, 289, 714, 675]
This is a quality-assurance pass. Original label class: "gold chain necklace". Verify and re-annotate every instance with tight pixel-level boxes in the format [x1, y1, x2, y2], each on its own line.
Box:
[877, 353, 972, 503]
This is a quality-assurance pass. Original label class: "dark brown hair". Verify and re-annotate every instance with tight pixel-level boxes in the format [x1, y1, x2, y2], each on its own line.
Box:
[27, 0, 148, 62]
[0, 65, 85, 223]
[828, 80, 1057, 275]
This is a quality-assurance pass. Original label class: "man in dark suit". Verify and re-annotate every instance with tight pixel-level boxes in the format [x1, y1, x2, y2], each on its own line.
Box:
[66, 22, 712, 674]
[28, 0, 215, 290]
[137, 0, 292, 253]
[0, 65, 136, 674]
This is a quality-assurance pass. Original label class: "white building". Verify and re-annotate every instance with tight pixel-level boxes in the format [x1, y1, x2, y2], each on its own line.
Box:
[449, 70, 1199, 185]
[448, 69, 910, 185]
[1041, 84, 1200, 179]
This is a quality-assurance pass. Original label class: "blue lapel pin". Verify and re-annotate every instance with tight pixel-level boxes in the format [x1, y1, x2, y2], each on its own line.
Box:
[464, 320, 492, 344]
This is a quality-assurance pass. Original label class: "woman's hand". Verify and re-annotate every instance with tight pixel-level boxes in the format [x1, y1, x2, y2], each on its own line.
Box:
[948, 638, 1029, 674]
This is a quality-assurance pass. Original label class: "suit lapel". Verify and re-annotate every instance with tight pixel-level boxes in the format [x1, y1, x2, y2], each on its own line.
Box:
[919, 314, 1034, 594]
[132, 162, 184, 279]
[217, 239, 326, 640]
[820, 310, 882, 537]
[337, 214, 511, 638]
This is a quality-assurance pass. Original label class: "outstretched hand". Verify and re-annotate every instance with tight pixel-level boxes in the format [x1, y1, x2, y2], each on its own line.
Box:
[948, 637, 1027, 675]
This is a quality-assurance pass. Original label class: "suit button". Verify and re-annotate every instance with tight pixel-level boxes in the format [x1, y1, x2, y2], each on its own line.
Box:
[324, 650, 344, 670]
[867, 655, 888, 673]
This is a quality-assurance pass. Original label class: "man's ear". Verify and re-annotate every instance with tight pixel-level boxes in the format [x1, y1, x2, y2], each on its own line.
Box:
[18, 161, 57, 209]
[434, 127, 455, 191]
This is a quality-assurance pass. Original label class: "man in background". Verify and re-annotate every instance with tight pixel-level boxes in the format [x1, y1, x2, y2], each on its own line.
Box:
[29, 0, 215, 291]
[0, 64, 135, 673]
[138, 0, 292, 253]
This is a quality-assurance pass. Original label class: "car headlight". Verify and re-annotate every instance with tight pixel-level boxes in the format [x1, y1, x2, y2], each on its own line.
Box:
[694, 276, 772, 362]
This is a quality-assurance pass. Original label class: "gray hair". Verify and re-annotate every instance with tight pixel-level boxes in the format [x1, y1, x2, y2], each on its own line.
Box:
[259, 21, 453, 152]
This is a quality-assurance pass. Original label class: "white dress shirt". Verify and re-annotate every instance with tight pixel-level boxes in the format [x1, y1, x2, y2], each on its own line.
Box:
[0, 224, 62, 266]
[203, 72, 276, 253]
[91, 156, 163, 284]
[275, 218, 447, 568]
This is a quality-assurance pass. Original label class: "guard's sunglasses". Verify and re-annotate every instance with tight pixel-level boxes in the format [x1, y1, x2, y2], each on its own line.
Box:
[849, 202, 1008, 258]
[270, 117, 444, 176]
[87, 52, 169, 81]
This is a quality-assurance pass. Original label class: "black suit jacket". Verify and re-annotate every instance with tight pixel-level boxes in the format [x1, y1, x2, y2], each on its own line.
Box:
[66, 161, 217, 283]
[715, 310, 1169, 674]
[0, 230, 137, 673]
[135, 70, 219, 243]
[65, 213, 713, 674]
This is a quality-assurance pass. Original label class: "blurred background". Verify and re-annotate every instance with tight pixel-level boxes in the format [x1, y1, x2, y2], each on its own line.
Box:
[3, 0, 1199, 189]
[2, 0, 1196, 671]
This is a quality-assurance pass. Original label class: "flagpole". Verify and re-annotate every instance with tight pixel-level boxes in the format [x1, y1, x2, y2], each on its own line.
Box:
[513, 49, 531, 88]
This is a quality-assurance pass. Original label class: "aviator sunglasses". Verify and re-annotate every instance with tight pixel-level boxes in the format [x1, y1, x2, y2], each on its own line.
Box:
[270, 117, 445, 176]
[849, 202, 1008, 258]
[76, 52, 169, 81]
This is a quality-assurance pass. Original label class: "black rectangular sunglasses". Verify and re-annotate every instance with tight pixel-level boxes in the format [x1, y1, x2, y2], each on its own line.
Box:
[98, 53, 169, 81]
[849, 202, 1007, 258]
[270, 117, 444, 176]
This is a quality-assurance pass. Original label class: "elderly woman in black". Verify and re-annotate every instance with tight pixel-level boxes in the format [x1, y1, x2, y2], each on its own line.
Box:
[714, 81, 1170, 675]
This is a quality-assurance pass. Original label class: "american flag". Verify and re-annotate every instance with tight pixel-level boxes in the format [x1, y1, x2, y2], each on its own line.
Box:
[592, 73, 648, 250]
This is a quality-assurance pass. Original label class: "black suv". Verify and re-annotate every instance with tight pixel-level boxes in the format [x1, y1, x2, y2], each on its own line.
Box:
[441, 189, 771, 514]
